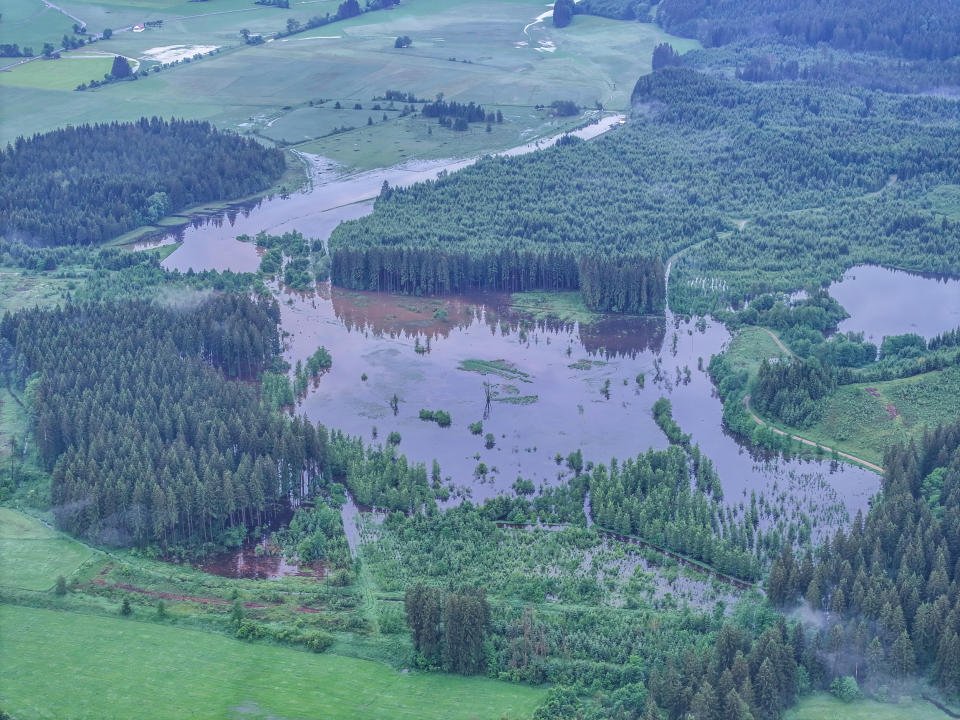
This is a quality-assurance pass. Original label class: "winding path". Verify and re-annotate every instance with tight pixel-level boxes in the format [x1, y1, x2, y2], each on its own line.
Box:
[743, 394, 884, 474]
[761, 327, 796, 360]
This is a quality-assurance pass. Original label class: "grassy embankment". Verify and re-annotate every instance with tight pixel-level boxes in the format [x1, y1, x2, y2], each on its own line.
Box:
[726, 326, 960, 468]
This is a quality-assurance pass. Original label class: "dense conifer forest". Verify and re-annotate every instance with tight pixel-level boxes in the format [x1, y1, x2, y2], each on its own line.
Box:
[656, 0, 960, 60]
[0, 119, 285, 245]
[766, 420, 960, 697]
[330, 69, 960, 315]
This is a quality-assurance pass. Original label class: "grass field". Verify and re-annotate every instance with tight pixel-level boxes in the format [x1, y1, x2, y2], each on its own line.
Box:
[0, 0, 76, 54]
[785, 692, 948, 720]
[0, 55, 114, 90]
[0, 604, 546, 720]
[0, 508, 97, 591]
[725, 325, 790, 376]
[793, 365, 960, 466]
[928, 183, 960, 220]
[0, 268, 85, 314]
[0, 0, 697, 173]
[294, 104, 590, 170]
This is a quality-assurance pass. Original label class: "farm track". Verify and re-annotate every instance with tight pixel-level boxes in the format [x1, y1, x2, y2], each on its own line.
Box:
[743, 394, 885, 474]
[761, 327, 796, 359]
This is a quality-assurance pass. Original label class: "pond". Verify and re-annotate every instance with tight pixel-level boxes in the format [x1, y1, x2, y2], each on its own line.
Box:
[829, 265, 960, 341]
[198, 541, 323, 580]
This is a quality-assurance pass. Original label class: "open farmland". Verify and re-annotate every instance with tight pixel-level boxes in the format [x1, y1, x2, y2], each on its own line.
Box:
[0, 604, 546, 720]
[0, 0, 697, 166]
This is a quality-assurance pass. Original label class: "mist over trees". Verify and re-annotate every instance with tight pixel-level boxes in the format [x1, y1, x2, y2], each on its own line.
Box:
[767, 420, 960, 697]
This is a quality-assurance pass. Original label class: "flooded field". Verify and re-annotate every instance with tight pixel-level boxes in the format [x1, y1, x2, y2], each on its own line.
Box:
[148, 118, 888, 560]
[155, 115, 626, 274]
[830, 264, 960, 340]
[199, 543, 322, 580]
[282, 283, 878, 533]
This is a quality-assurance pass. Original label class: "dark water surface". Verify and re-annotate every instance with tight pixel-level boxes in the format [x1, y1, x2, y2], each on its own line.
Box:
[830, 265, 960, 340]
[199, 544, 321, 580]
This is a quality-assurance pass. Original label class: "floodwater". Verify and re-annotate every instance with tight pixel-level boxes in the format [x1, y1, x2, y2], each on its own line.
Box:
[830, 265, 960, 341]
[199, 542, 322, 580]
[155, 114, 626, 273]
[283, 283, 878, 532]
[148, 116, 880, 555]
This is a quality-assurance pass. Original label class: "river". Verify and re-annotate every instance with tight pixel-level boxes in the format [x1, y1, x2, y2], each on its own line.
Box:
[153, 114, 626, 273]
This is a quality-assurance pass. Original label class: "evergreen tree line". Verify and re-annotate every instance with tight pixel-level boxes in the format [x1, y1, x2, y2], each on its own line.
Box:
[331, 70, 959, 315]
[766, 419, 960, 698]
[573, 0, 650, 22]
[330, 245, 665, 313]
[0, 118, 286, 245]
[588, 444, 765, 580]
[656, 0, 960, 60]
[420, 99, 489, 125]
[0, 297, 324, 548]
[751, 359, 836, 429]
[404, 583, 491, 675]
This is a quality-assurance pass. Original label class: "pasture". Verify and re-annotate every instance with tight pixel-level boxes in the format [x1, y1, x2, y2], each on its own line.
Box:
[0, 0, 697, 173]
[0, 0, 75, 54]
[785, 692, 948, 720]
[0, 604, 546, 719]
[0, 508, 97, 591]
[0, 54, 114, 90]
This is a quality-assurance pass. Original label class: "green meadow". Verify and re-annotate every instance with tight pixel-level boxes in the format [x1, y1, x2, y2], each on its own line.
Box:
[0, 508, 98, 591]
[0, 55, 114, 90]
[785, 692, 946, 720]
[0, 0, 697, 174]
[0, 604, 545, 720]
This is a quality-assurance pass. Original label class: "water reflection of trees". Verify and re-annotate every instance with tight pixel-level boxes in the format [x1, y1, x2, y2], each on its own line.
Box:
[329, 288, 666, 358]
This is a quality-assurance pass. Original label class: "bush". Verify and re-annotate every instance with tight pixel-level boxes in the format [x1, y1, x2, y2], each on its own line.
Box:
[303, 630, 335, 652]
[236, 620, 268, 640]
[830, 675, 860, 703]
[419, 409, 452, 427]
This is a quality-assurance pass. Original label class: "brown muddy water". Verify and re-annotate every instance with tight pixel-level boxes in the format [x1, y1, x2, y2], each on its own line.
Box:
[199, 542, 323, 580]
[829, 265, 960, 341]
